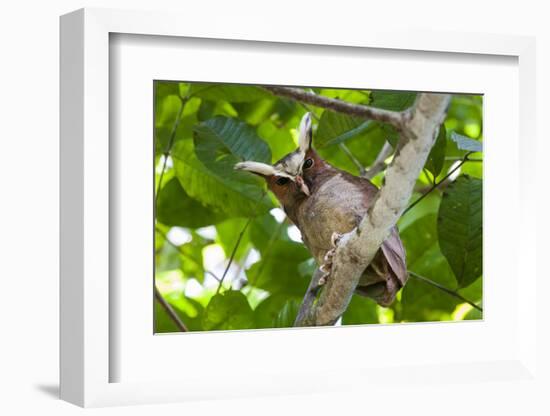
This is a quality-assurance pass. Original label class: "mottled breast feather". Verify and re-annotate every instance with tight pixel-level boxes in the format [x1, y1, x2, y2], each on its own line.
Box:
[293, 166, 407, 307]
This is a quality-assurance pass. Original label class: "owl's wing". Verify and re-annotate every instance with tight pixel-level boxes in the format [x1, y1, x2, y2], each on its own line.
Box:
[381, 227, 408, 287]
[330, 169, 408, 287]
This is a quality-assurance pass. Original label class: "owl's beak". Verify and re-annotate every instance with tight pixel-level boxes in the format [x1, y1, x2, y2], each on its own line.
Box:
[295, 175, 310, 196]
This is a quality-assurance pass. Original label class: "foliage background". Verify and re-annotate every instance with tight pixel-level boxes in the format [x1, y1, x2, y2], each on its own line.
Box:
[154, 82, 483, 332]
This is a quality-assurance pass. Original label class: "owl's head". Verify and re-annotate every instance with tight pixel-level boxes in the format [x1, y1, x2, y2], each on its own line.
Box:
[235, 112, 327, 208]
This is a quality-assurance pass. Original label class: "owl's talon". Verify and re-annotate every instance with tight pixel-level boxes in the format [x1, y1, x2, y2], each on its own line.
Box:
[331, 232, 343, 247]
[318, 275, 327, 286]
[319, 263, 331, 274]
[324, 248, 335, 263]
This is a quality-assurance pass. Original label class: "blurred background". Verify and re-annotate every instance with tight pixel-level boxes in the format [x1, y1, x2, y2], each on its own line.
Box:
[154, 82, 483, 332]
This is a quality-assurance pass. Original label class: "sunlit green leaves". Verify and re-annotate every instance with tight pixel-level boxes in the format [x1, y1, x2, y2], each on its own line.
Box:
[189, 83, 270, 102]
[172, 139, 273, 217]
[438, 175, 483, 288]
[257, 119, 298, 163]
[249, 213, 287, 252]
[179, 233, 209, 282]
[424, 124, 447, 179]
[342, 294, 378, 325]
[273, 299, 300, 328]
[216, 217, 251, 262]
[369, 91, 417, 111]
[202, 291, 255, 330]
[155, 295, 204, 332]
[194, 116, 271, 167]
[254, 294, 293, 329]
[315, 111, 373, 148]
[316, 121, 388, 175]
[399, 214, 460, 321]
[155, 93, 183, 152]
[157, 178, 226, 228]
[247, 241, 311, 295]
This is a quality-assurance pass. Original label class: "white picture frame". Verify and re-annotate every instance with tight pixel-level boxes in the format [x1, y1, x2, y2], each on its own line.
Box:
[60, 7, 540, 408]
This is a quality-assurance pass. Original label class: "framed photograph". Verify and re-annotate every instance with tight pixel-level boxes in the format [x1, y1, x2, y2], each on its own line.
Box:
[60, 7, 539, 408]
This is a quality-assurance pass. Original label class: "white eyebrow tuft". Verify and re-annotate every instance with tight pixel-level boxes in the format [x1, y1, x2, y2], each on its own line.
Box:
[234, 161, 277, 176]
[298, 112, 312, 153]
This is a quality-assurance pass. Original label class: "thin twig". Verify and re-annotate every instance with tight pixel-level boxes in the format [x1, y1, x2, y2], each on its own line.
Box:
[249, 219, 286, 286]
[263, 86, 408, 128]
[363, 141, 393, 179]
[299, 101, 319, 121]
[155, 96, 187, 205]
[154, 285, 189, 332]
[156, 225, 222, 282]
[215, 190, 269, 294]
[408, 271, 482, 312]
[339, 143, 366, 175]
[445, 156, 482, 162]
[294, 268, 324, 327]
[403, 152, 472, 216]
[216, 217, 253, 294]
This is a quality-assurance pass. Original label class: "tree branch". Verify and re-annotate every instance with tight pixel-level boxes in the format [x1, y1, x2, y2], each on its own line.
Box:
[363, 141, 393, 179]
[339, 143, 366, 175]
[403, 152, 471, 216]
[408, 271, 482, 312]
[262, 86, 408, 128]
[295, 93, 451, 326]
[216, 217, 253, 294]
[155, 96, 187, 205]
[294, 268, 324, 326]
[154, 285, 188, 332]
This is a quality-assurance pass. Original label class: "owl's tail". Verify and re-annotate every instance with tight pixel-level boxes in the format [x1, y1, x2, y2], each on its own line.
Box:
[355, 227, 408, 307]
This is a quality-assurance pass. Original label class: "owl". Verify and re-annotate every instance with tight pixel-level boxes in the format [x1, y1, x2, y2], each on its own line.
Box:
[235, 113, 407, 306]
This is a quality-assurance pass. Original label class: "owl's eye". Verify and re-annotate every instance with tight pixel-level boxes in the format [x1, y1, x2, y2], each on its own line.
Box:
[275, 176, 290, 186]
[303, 158, 314, 169]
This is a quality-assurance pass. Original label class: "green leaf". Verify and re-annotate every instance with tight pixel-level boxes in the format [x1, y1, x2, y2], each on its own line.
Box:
[156, 240, 182, 273]
[233, 99, 277, 125]
[193, 116, 271, 177]
[249, 213, 287, 252]
[189, 83, 270, 103]
[341, 294, 379, 325]
[273, 299, 300, 328]
[319, 88, 370, 104]
[246, 241, 311, 295]
[315, 110, 373, 148]
[425, 124, 447, 179]
[316, 120, 388, 176]
[257, 119, 298, 163]
[449, 131, 483, 153]
[157, 177, 226, 228]
[215, 217, 251, 262]
[272, 98, 299, 123]
[179, 232, 209, 282]
[297, 258, 316, 278]
[202, 291, 254, 330]
[172, 140, 273, 217]
[459, 275, 483, 306]
[254, 294, 292, 329]
[369, 91, 417, 111]
[437, 175, 483, 288]
[154, 83, 201, 153]
[155, 301, 182, 333]
[155, 295, 204, 332]
[464, 307, 482, 320]
[400, 214, 462, 321]
[155, 93, 182, 150]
